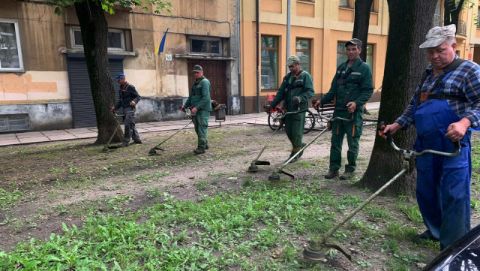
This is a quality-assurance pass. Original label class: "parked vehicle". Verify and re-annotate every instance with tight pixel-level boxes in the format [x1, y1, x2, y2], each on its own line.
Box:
[425, 223, 480, 270]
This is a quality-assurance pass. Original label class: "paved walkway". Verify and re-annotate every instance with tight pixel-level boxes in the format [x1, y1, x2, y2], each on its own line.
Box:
[0, 102, 380, 147]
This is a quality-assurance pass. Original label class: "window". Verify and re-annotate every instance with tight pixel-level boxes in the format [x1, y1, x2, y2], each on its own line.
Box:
[0, 19, 23, 71]
[339, 0, 350, 8]
[261, 36, 279, 90]
[71, 27, 126, 51]
[296, 38, 312, 74]
[336, 41, 374, 71]
[190, 37, 222, 55]
[477, 7, 480, 29]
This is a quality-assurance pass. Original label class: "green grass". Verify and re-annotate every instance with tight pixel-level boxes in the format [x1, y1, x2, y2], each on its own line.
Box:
[0, 177, 437, 270]
[397, 204, 423, 224]
[0, 188, 22, 210]
[0, 182, 343, 270]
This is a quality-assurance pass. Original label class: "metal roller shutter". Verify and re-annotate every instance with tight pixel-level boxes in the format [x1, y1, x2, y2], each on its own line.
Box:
[67, 56, 124, 128]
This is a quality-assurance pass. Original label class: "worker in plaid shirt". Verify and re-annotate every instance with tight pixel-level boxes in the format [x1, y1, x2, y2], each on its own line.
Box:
[383, 24, 480, 250]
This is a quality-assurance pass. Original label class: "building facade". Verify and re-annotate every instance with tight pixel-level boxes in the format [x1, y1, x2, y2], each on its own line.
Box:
[0, 0, 240, 132]
[240, 0, 388, 113]
[239, 0, 480, 114]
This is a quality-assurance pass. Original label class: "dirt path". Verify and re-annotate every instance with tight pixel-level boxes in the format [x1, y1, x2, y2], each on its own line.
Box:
[0, 124, 373, 250]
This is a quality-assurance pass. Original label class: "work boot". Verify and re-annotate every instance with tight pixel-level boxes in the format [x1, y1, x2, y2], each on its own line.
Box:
[286, 152, 299, 164]
[296, 143, 306, 159]
[205, 144, 209, 150]
[324, 171, 339, 179]
[340, 171, 355, 180]
[133, 140, 143, 144]
[122, 141, 129, 147]
[193, 148, 205, 155]
[416, 230, 438, 242]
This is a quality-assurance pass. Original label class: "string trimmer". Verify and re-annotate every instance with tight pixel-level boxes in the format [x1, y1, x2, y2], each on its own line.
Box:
[148, 109, 193, 156]
[102, 113, 125, 152]
[303, 122, 461, 261]
[247, 109, 306, 173]
[268, 115, 353, 181]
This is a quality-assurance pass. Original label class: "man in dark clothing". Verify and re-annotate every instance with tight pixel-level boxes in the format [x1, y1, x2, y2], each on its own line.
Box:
[270, 55, 314, 162]
[181, 65, 212, 154]
[314, 38, 373, 180]
[111, 73, 142, 147]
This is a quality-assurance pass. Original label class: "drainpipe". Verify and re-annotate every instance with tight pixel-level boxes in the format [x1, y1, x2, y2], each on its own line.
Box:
[256, 0, 261, 113]
[286, 0, 291, 73]
[237, 0, 242, 114]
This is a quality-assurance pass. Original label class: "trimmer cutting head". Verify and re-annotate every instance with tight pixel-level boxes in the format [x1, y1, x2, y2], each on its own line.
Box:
[102, 144, 122, 153]
[247, 160, 270, 172]
[303, 242, 352, 262]
[247, 163, 259, 172]
[148, 147, 165, 156]
[268, 172, 281, 181]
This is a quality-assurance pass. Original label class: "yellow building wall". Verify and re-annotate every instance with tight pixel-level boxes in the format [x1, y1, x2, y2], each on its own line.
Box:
[240, 0, 389, 111]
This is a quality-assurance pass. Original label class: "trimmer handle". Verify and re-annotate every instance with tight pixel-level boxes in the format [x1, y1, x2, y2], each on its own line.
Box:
[379, 121, 460, 157]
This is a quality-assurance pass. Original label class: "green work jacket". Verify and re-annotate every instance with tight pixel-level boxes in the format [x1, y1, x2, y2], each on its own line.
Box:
[271, 70, 314, 112]
[184, 77, 212, 112]
[321, 58, 373, 112]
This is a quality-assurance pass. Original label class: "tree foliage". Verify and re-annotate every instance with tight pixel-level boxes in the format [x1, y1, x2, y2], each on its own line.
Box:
[49, 0, 171, 15]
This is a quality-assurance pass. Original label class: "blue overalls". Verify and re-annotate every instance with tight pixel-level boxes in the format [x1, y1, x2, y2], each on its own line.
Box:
[414, 98, 471, 250]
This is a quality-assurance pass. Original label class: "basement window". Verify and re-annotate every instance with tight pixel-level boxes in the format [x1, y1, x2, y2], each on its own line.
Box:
[0, 19, 24, 72]
[0, 114, 30, 132]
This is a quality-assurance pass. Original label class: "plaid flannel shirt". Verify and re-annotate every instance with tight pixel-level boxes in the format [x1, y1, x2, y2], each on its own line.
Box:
[396, 59, 480, 129]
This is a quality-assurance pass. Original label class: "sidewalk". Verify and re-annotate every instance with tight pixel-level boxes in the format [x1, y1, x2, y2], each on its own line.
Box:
[0, 102, 380, 147]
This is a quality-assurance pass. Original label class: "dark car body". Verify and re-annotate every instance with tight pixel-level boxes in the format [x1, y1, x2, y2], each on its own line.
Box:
[425, 224, 480, 270]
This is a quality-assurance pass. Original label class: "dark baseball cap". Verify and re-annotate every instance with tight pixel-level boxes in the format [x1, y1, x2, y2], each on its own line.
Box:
[115, 73, 126, 80]
[192, 65, 203, 72]
[345, 38, 362, 48]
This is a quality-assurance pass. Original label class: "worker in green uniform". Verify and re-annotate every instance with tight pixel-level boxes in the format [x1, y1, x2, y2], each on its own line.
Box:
[181, 65, 212, 155]
[314, 38, 373, 180]
[268, 55, 314, 163]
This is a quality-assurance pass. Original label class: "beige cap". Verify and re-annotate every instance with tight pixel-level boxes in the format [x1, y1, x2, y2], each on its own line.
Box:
[419, 24, 456, 49]
[287, 55, 300, 66]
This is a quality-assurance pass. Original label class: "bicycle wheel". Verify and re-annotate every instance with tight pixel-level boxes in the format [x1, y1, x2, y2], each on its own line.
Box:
[317, 112, 333, 128]
[268, 111, 284, 131]
[303, 110, 315, 134]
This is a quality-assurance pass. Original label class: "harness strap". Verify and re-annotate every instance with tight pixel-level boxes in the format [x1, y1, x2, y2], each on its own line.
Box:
[416, 58, 466, 105]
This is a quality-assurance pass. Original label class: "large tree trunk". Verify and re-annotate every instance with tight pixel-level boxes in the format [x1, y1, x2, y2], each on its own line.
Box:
[74, 1, 122, 144]
[352, 0, 373, 61]
[358, 0, 437, 195]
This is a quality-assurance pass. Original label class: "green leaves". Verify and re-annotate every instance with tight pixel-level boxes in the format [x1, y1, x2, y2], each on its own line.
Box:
[48, 0, 171, 15]
[0, 188, 22, 210]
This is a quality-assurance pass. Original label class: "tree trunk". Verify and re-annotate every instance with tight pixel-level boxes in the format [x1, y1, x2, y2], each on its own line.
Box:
[444, 0, 465, 26]
[353, 0, 373, 61]
[74, 1, 123, 144]
[358, 0, 437, 195]
[451, 0, 465, 27]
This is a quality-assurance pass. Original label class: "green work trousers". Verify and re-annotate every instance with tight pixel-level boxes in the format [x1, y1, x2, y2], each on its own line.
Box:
[193, 111, 209, 150]
[284, 112, 305, 151]
[329, 111, 363, 173]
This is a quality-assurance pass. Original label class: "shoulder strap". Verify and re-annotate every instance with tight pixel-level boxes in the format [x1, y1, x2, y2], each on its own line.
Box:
[416, 58, 466, 105]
